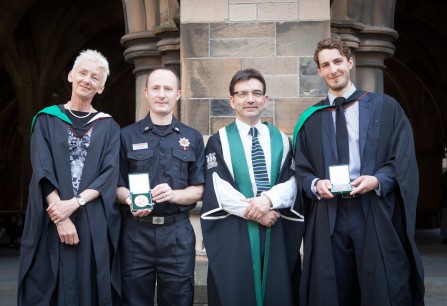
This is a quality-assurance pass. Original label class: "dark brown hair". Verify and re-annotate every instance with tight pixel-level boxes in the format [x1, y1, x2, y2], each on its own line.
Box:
[314, 38, 352, 68]
[229, 68, 266, 95]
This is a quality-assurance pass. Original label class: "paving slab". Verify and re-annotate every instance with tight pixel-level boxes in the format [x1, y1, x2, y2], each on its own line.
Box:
[1, 229, 445, 306]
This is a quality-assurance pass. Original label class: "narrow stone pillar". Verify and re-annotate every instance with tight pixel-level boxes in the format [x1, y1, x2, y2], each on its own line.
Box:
[330, 0, 398, 93]
[155, 28, 181, 119]
[121, 33, 162, 120]
[332, 22, 398, 94]
[354, 27, 398, 93]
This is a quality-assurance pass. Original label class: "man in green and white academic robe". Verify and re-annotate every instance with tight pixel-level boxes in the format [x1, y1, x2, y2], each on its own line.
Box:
[201, 69, 304, 306]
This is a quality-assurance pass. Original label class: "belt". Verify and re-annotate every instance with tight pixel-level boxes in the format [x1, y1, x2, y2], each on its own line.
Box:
[338, 193, 360, 199]
[129, 212, 189, 225]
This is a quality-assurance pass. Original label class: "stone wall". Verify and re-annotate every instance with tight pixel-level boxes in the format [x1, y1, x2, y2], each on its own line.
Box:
[180, 0, 331, 137]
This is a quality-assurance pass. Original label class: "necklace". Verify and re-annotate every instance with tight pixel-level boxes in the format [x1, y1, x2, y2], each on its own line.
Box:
[67, 104, 92, 119]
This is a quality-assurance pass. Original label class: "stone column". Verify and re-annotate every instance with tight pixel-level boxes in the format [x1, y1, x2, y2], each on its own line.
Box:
[354, 27, 398, 93]
[155, 27, 181, 119]
[330, 0, 398, 93]
[122, 33, 161, 120]
[331, 22, 398, 94]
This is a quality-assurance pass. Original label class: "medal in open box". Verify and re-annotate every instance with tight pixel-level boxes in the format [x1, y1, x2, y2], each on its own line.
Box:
[329, 164, 352, 195]
[129, 173, 153, 211]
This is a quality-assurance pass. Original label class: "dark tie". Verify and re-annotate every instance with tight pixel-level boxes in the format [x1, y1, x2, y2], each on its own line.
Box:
[250, 127, 270, 196]
[334, 97, 349, 164]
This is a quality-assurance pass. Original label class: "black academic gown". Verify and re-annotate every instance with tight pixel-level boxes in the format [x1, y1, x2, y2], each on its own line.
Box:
[201, 129, 304, 306]
[18, 106, 121, 306]
[295, 92, 425, 306]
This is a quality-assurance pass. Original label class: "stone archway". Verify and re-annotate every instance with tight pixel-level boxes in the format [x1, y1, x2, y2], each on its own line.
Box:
[386, 0, 447, 226]
[0, 0, 132, 214]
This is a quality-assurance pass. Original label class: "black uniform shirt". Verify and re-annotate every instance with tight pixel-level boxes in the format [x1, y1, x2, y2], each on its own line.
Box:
[119, 114, 205, 215]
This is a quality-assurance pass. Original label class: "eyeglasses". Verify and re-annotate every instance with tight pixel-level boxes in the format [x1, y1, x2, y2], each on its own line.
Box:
[232, 90, 264, 98]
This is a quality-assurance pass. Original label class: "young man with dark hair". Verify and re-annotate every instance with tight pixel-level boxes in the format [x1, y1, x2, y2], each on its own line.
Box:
[294, 38, 425, 306]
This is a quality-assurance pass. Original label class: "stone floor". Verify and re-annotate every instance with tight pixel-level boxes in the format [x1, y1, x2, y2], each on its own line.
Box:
[1, 228, 446, 305]
[415, 228, 447, 306]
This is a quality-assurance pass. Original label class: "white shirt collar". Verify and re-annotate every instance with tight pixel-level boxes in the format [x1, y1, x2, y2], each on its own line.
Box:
[235, 119, 265, 136]
[328, 83, 357, 105]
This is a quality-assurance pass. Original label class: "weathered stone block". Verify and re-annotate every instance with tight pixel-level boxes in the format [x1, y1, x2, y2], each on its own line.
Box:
[258, 3, 298, 21]
[181, 99, 210, 135]
[275, 97, 322, 134]
[181, 23, 210, 58]
[210, 22, 275, 39]
[299, 57, 327, 97]
[276, 21, 330, 56]
[229, 4, 257, 21]
[182, 58, 242, 99]
[193, 255, 209, 305]
[298, 0, 330, 20]
[243, 57, 299, 75]
[264, 74, 299, 98]
[230, 0, 268, 3]
[210, 38, 275, 57]
[181, 0, 228, 22]
[210, 99, 235, 117]
[211, 117, 237, 134]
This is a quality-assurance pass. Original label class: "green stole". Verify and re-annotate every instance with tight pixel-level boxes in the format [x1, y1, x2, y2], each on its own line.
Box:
[225, 122, 283, 306]
[30, 105, 72, 134]
[292, 104, 333, 152]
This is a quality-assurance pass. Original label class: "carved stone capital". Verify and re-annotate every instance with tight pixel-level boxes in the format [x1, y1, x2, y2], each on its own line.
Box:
[356, 26, 399, 59]
[156, 37, 180, 54]
[332, 21, 398, 69]
[121, 31, 162, 74]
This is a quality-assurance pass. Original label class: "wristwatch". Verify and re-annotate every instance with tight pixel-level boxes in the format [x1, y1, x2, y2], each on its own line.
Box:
[76, 196, 86, 207]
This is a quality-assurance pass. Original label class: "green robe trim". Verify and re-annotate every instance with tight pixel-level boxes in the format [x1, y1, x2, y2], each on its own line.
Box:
[292, 104, 332, 152]
[30, 105, 72, 134]
[225, 122, 283, 306]
[293, 92, 367, 152]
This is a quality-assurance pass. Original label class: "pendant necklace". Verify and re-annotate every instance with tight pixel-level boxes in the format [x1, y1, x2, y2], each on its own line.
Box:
[67, 103, 92, 119]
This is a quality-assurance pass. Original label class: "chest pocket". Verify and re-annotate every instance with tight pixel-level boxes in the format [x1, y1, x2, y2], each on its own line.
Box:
[127, 149, 154, 173]
[172, 149, 196, 181]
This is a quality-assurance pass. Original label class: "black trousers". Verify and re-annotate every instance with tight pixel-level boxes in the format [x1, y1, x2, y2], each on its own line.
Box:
[331, 197, 366, 306]
[120, 214, 196, 306]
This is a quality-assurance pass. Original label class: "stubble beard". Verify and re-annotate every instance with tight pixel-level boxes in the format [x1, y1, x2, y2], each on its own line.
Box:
[328, 75, 351, 94]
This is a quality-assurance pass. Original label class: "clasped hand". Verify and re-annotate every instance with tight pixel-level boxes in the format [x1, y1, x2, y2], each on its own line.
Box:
[55, 219, 79, 245]
[47, 197, 78, 224]
[242, 195, 279, 227]
[46, 198, 80, 245]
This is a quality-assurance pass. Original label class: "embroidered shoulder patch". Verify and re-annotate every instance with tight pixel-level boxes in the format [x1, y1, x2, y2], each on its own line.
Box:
[206, 152, 218, 169]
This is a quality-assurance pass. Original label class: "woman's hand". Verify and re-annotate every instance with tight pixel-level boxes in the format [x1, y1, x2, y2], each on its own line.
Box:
[56, 218, 79, 245]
